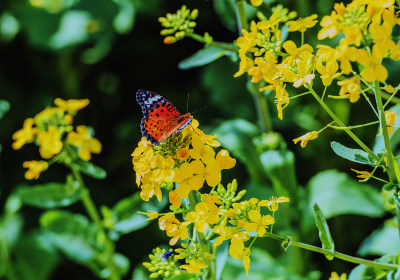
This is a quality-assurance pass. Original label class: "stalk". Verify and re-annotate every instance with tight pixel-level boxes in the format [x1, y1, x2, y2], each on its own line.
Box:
[263, 232, 399, 271]
[73, 169, 120, 280]
[308, 85, 379, 162]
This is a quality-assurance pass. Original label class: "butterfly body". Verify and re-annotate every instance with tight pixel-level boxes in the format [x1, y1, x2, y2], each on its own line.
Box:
[136, 89, 192, 145]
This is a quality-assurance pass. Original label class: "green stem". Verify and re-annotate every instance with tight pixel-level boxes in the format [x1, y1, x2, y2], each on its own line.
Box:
[187, 33, 237, 52]
[234, 1, 273, 133]
[328, 121, 379, 130]
[263, 232, 399, 271]
[252, 83, 273, 133]
[308, 85, 379, 162]
[188, 192, 215, 280]
[73, 169, 120, 280]
[0, 230, 18, 280]
[235, 0, 248, 33]
[382, 91, 400, 106]
[374, 81, 398, 184]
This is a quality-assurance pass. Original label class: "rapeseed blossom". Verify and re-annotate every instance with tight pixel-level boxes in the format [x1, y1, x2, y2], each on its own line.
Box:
[12, 98, 100, 179]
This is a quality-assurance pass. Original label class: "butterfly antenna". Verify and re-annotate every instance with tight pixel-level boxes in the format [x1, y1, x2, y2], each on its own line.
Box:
[191, 106, 207, 115]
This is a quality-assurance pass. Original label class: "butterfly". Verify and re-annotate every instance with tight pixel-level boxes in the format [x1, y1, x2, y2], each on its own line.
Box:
[136, 89, 193, 145]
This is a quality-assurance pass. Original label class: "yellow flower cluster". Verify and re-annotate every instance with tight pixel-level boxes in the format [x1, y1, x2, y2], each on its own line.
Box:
[12, 98, 101, 180]
[159, 5, 198, 44]
[135, 118, 289, 275]
[235, 0, 400, 122]
[131, 119, 235, 203]
[223, 197, 289, 274]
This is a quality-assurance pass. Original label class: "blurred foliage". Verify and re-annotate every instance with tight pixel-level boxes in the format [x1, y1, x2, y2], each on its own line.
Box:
[1, 0, 400, 279]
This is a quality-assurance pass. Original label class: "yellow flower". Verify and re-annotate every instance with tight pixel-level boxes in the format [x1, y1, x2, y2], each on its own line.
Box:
[159, 213, 190, 246]
[180, 259, 207, 273]
[250, 0, 263, 7]
[329, 271, 347, 280]
[272, 83, 290, 120]
[316, 60, 341, 87]
[140, 170, 163, 201]
[67, 125, 102, 161]
[174, 160, 205, 199]
[186, 201, 220, 233]
[151, 155, 175, 181]
[337, 76, 361, 103]
[259, 196, 290, 212]
[54, 98, 89, 114]
[216, 149, 236, 170]
[22, 160, 48, 180]
[291, 52, 316, 88]
[318, 13, 339, 40]
[243, 210, 274, 236]
[286, 14, 318, 32]
[229, 238, 251, 275]
[37, 126, 63, 159]
[282, 40, 314, 66]
[293, 131, 318, 148]
[132, 148, 154, 185]
[356, 46, 388, 82]
[352, 169, 372, 182]
[169, 190, 182, 209]
[34, 107, 64, 126]
[12, 118, 37, 150]
[138, 210, 159, 221]
[385, 110, 396, 134]
[176, 147, 189, 161]
[190, 135, 216, 165]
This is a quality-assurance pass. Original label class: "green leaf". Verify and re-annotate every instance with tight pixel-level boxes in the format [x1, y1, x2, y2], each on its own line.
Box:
[178, 45, 236, 70]
[331, 141, 375, 166]
[216, 240, 228, 280]
[212, 119, 265, 183]
[303, 170, 385, 230]
[111, 190, 168, 236]
[358, 219, 400, 256]
[1, 214, 24, 249]
[67, 158, 107, 179]
[18, 181, 83, 209]
[260, 149, 297, 196]
[222, 247, 312, 279]
[312, 203, 335, 260]
[14, 231, 60, 280]
[112, 0, 135, 34]
[0, 100, 10, 119]
[131, 265, 151, 280]
[40, 210, 111, 276]
[99, 253, 130, 279]
[349, 254, 400, 280]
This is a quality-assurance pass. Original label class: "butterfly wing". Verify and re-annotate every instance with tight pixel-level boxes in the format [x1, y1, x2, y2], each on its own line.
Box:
[136, 89, 192, 145]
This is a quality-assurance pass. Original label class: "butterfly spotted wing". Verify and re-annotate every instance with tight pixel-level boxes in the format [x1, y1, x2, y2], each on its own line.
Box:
[136, 89, 192, 145]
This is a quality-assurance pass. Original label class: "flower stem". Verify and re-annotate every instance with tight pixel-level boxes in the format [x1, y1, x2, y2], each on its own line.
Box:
[234, 1, 273, 133]
[187, 33, 237, 52]
[73, 169, 120, 280]
[0, 231, 18, 280]
[252, 83, 273, 133]
[308, 85, 379, 162]
[373, 81, 398, 184]
[235, 0, 248, 33]
[263, 232, 399, 271]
